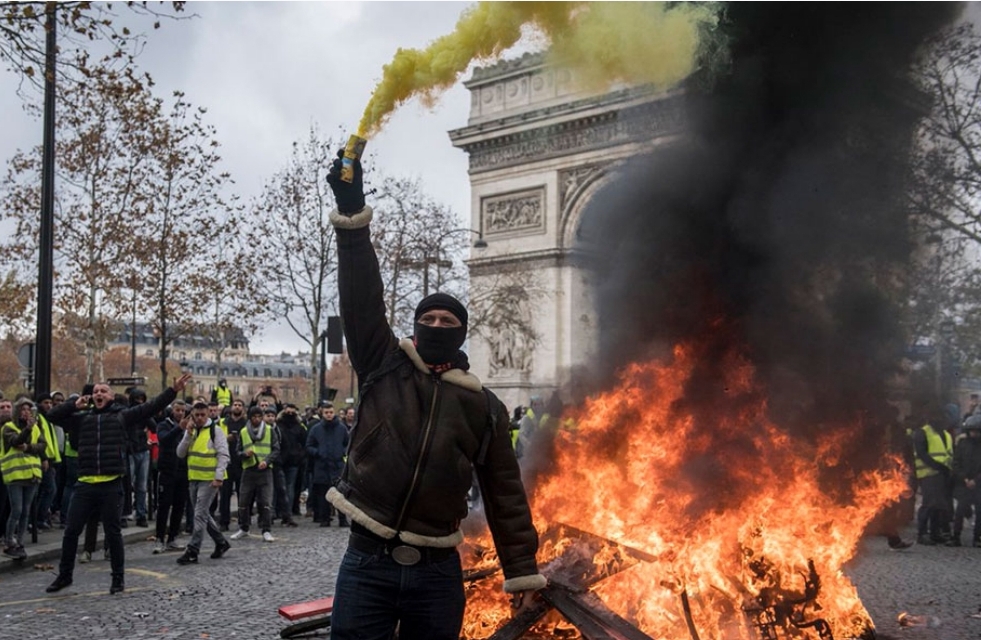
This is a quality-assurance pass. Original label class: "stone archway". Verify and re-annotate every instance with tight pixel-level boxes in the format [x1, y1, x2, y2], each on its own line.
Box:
[449, 53, 684, 409]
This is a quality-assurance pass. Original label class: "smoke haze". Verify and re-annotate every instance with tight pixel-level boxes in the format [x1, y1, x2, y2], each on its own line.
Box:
[585, 4, 963, 451]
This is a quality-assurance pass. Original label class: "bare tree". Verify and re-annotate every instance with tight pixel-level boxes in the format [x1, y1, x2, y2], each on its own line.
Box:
[906, 23, 981, 380]
[132, 91, 247, 392]
[0, 2, 186, 94]
[247, 125, 344, 399]
[370, 176, 469, 336]
[0, 64, 159, 380]
[911, 22, 981, 244]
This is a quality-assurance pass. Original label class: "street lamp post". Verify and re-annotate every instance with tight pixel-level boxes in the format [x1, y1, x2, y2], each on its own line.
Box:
[402, 228, 487, 296]
[34, 3, 57, 396]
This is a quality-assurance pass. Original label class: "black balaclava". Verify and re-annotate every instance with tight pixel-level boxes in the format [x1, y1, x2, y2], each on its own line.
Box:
[413, 293, 468, 366]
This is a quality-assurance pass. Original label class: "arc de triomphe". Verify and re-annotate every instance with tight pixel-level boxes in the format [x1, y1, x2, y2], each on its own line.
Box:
[450, 53, 685, 410]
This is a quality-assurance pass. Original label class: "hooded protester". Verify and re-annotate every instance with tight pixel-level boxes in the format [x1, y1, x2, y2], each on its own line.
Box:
[0, 398, 45, 559]
[324, 148, 544, 640]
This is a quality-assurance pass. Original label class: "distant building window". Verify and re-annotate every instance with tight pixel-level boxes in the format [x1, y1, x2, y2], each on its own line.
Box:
[277, 370, 284, 378]
[264, 368, 272, 378]
[145, 349, 153, 356]
[299, 370, 308, 379]
[233, 386, 240, 395]
[253, 368, 259, 377]
[179, 352, 186, 361]
[195, 352, 202, 360]
[208, 367, 216, 376]
[196, 366, 205, 376]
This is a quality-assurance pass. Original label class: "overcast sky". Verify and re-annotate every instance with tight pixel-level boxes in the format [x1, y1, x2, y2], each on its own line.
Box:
[0, 1, 494, 355]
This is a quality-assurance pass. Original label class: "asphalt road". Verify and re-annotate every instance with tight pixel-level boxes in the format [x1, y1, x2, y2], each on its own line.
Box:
[0, 518, 977, 639]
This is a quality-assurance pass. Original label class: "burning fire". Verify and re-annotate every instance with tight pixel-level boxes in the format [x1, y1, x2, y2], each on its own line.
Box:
[463, 335, 907, 639]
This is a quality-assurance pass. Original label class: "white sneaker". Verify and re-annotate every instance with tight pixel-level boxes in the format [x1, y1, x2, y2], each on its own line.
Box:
[79, 551, 92, 564]
[152, 540, 165, 555]
[262, 531, 275, 543]
[230, 529, 249, 540]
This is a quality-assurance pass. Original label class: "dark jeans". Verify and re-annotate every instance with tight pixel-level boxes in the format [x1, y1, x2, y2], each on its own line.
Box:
[58, 478, 124, 579]
[283, 465, 300, 516]
[218, 471, 239, 528]
[60, 456, 78, 524]
[36, 465, 57, 524]
[273, 466, 289, 521]
[237, 468, 273, 533]
[155, 472, 188, 542]
[310, 482, 330, 523]
[330, 543, 465, 640]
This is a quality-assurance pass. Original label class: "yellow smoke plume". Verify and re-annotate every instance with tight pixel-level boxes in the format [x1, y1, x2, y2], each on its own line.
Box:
[357, 1, 721, 137]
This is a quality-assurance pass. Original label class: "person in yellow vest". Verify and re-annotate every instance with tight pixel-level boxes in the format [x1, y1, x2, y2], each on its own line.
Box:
[913, 409, 955, 546]
[175, 401, 231, 565]
[230, 406, 279, 542]
[1, 398, 45, 559]
[33, 393, 61, 531]
[211, 379, 232, 409]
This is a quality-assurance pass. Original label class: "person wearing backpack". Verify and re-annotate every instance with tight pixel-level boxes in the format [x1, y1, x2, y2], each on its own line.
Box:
[174, 401, 231, 565]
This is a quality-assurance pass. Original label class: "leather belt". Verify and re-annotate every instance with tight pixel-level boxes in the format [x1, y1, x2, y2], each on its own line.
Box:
[347, 530, 456, 566]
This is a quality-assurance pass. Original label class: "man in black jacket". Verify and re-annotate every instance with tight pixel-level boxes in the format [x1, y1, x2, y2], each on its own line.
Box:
[45, 374, 192, 595]
[305, 402, 347, 526]
[951, 415, 981, 546]
[153, 400, 190, 554]
[325, 151, 544, 640]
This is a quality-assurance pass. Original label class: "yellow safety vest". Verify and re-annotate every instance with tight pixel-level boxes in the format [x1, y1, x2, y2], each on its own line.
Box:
[0, 422, 42, 483]
[915, 423, 953, 479]
[38, 414, 61, 464]
[240, 425, 272, 470]
[215, 387, 231, 406]
[187, 425, 226, 482]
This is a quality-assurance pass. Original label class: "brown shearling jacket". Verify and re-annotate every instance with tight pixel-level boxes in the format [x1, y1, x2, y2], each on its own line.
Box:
[326, 206, 546, 594]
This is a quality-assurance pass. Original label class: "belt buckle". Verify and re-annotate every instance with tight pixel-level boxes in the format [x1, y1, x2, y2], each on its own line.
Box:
[391, 545, 422, 566]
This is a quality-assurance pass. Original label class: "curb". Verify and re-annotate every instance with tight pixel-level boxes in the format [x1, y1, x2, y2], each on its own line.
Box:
[0, 526, 156, 576]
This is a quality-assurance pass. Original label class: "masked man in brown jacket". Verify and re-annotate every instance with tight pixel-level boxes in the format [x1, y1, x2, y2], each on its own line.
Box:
[325, 151, 545, 640]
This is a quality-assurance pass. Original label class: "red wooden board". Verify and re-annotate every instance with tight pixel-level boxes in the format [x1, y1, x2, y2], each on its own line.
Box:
[278, 597, 335, 621]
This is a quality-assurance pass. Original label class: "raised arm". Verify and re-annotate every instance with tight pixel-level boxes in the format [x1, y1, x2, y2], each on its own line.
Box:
[327, 149, 398, 377]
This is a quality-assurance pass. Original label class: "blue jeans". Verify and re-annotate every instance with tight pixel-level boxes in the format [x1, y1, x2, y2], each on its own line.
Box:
[330, 545, 465, 640]
[4, 483, 38, 547]
[129, 451, 150, 519]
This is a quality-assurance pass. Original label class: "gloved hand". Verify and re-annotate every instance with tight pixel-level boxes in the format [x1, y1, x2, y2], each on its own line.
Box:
[326, 148, 365, 214]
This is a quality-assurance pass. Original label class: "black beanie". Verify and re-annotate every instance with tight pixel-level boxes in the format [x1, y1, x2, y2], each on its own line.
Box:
[414, 293, 468, 328]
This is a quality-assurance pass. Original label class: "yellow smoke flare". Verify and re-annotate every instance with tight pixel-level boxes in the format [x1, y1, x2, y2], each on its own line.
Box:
[357, 1, 721, 138]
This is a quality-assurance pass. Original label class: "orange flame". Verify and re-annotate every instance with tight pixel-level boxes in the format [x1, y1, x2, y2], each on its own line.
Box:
[464, 336, 907, 639]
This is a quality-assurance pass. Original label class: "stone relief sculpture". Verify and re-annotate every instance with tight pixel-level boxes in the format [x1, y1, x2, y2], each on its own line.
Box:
[486, 291, 536, 377]
[482, 189, 545, 235]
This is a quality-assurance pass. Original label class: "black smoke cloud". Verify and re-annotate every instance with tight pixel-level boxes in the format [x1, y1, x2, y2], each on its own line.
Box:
[582, 4, 963, 450]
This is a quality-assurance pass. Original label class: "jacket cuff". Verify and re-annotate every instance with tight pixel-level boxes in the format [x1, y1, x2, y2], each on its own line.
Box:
[503, 573, 547, 593]
[329, 205, 373, 229]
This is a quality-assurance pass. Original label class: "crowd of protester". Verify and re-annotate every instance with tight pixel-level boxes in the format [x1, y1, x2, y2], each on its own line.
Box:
[0, 379, 355, 568]
[912, 393, 981, 547]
